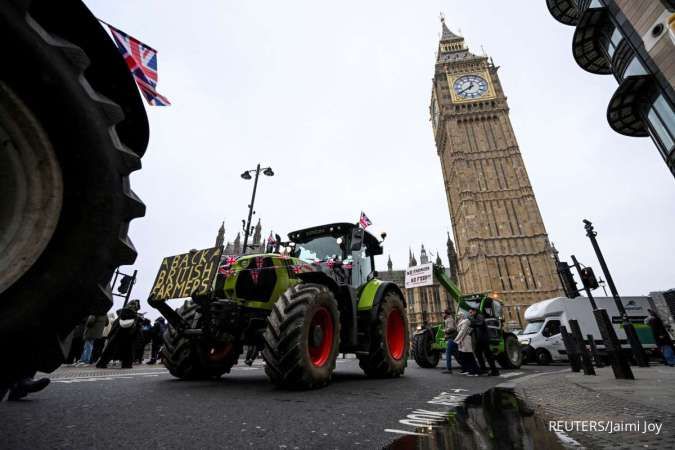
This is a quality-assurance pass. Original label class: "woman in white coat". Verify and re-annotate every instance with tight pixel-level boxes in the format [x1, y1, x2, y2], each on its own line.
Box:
[454, 313, 480, 376]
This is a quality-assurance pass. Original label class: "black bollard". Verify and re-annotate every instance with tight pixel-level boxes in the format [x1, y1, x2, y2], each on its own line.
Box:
[587, 334, 605, 368]
[594, 308, 634, 379]
[561, 326, 581, 372]
[569, 320, 595, 375]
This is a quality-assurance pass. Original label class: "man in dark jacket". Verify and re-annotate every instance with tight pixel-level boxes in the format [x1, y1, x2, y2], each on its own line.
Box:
[647, 310, 675, 366]
[65, 321, 85, 364]
[96, 301, 141, 369]
[469, 308, 499, 376]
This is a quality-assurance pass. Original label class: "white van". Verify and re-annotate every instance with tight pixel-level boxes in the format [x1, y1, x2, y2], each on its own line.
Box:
[519, 296, 656, 364]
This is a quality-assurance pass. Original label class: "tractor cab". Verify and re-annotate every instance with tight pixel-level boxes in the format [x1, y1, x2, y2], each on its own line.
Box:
[287, 223, 383, 288]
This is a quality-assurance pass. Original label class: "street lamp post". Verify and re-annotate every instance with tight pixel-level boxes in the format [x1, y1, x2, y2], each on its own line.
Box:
[583, 219, 648, 368]
[240, 163, 274, 254]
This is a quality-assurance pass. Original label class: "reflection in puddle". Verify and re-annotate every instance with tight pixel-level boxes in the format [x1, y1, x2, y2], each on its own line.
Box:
[386, 388, 571, 450]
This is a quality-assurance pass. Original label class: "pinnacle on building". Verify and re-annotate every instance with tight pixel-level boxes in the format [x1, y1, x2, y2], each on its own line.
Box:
[215, 221, 225, 248]
[419, 244, 429, 264]
[430, 18, 562, 320]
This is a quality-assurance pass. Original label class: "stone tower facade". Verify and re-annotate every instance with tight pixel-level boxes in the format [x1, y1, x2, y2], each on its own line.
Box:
[430, 19, 562, 320]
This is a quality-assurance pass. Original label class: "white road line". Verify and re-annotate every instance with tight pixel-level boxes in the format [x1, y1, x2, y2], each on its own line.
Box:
[52, 371, 166, 382]
[499, 371, 524, 378]
[384, 429, 427, 436]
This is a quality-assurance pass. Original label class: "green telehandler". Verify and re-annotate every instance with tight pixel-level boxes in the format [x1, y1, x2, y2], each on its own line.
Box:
[411, 264, 522, 369]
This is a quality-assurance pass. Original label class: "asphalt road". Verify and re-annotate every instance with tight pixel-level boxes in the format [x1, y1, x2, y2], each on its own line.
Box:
[0, 358, 563, 449]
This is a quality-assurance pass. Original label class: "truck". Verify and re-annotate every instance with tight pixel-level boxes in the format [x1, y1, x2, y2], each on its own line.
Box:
[411, 265, 523, 369]
[1, 0, 148, 385]
[150, 222, 409, 389]
[519, 296, 656, 365]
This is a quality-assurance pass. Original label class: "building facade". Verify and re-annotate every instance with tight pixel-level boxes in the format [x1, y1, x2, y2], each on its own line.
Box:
[547, 0, 675, 178]
[429, 20, 563, 322]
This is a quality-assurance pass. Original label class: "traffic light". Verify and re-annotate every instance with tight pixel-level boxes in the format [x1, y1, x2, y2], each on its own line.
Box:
[118, 275, 133, 294]
[557, 261, 579, 298]
[580, 267, 599, 290]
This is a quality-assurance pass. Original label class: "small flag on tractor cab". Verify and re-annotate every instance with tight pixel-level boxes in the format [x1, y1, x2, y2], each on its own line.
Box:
[358, 211, 372, 229]
[105, 23, 171, 106]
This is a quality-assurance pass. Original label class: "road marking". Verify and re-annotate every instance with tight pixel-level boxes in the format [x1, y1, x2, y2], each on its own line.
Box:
[52, 372, 166, 383]
[499, 371, 524, 379]
[384, 429, 427, 436]
[386, 389, 469, 435]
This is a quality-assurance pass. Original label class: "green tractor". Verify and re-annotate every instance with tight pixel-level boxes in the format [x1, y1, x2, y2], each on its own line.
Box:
[411, 265, 522, 370]
[150, 222, 409, 389]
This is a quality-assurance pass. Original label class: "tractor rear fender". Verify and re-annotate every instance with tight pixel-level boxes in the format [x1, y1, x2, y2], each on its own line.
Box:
[358, 280, 406, 322]
[296, 272, 358, 347]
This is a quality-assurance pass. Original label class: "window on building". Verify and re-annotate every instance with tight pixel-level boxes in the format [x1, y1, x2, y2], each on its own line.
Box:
[622, 56, 647, 80]
[646, 96, 675, 158]
[605, 27, 622, 60]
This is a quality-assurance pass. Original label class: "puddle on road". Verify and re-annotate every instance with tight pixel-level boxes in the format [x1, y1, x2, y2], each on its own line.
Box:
[386, 388, 571, 450]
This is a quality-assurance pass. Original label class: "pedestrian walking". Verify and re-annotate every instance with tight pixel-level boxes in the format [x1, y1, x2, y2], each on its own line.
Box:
[96, 301, 141, 369]
[646, 309, 675, 366]
[147, 317, 167, 364]
[441, 309, 458, 374]
[454, 312, 479, 376]
[469, 307, 499, 376]
[134, 317, 152, 364]
[78, 314, 109, 365]
[65, 321, 86, 365]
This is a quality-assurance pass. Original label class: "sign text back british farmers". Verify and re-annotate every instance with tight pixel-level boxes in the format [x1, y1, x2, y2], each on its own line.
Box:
[149, 247, 222, 301]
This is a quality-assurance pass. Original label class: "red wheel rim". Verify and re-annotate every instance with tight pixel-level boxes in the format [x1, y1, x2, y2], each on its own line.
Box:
[387, 309, 405, 360]
[308, 306, 334, 367]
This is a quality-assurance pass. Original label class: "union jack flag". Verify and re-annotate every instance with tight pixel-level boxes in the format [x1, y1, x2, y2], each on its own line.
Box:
[358, 211, 372, 229]
[107, 24, 171, 106]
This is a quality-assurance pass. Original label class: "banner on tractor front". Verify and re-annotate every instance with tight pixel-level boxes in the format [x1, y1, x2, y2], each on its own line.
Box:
[149, 246, 223, 301]
[405, 262, 434, 289]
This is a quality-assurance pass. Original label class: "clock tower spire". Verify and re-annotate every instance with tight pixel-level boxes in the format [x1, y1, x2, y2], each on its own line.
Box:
[430, 21, 562, 321]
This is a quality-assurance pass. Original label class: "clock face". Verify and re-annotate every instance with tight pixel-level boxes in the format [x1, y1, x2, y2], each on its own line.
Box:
[453, 74, 489, 99]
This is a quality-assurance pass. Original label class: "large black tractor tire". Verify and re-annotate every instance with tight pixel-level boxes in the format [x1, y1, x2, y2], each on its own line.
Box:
[161, 302, 238, 380]
[358, 291, 409, 378]
[497, 333, 524, 369]
[412, 330, 441, 368]
[263, 284, 341, 389]
[0, 1, 146, 378]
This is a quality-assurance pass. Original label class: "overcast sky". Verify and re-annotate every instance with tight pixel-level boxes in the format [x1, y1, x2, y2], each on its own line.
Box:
[85, 1, 675, 316]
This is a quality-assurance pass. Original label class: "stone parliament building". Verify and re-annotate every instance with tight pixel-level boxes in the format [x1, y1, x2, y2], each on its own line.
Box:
[380, 237, 462, 334]
[428, 19, 563, 322]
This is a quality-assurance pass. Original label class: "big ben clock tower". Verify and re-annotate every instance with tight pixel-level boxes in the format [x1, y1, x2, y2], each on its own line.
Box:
[431, 19, 562, 321]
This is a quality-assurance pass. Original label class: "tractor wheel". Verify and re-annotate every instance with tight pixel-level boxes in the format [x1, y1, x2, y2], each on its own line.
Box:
[161, 302, 238, 379]
[412, 330, 440, 368]
[0, 3, 146, 377]
[497, 333, 524, 369]
[263, 284, 340, 389]
[358, 291, 409, 378]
